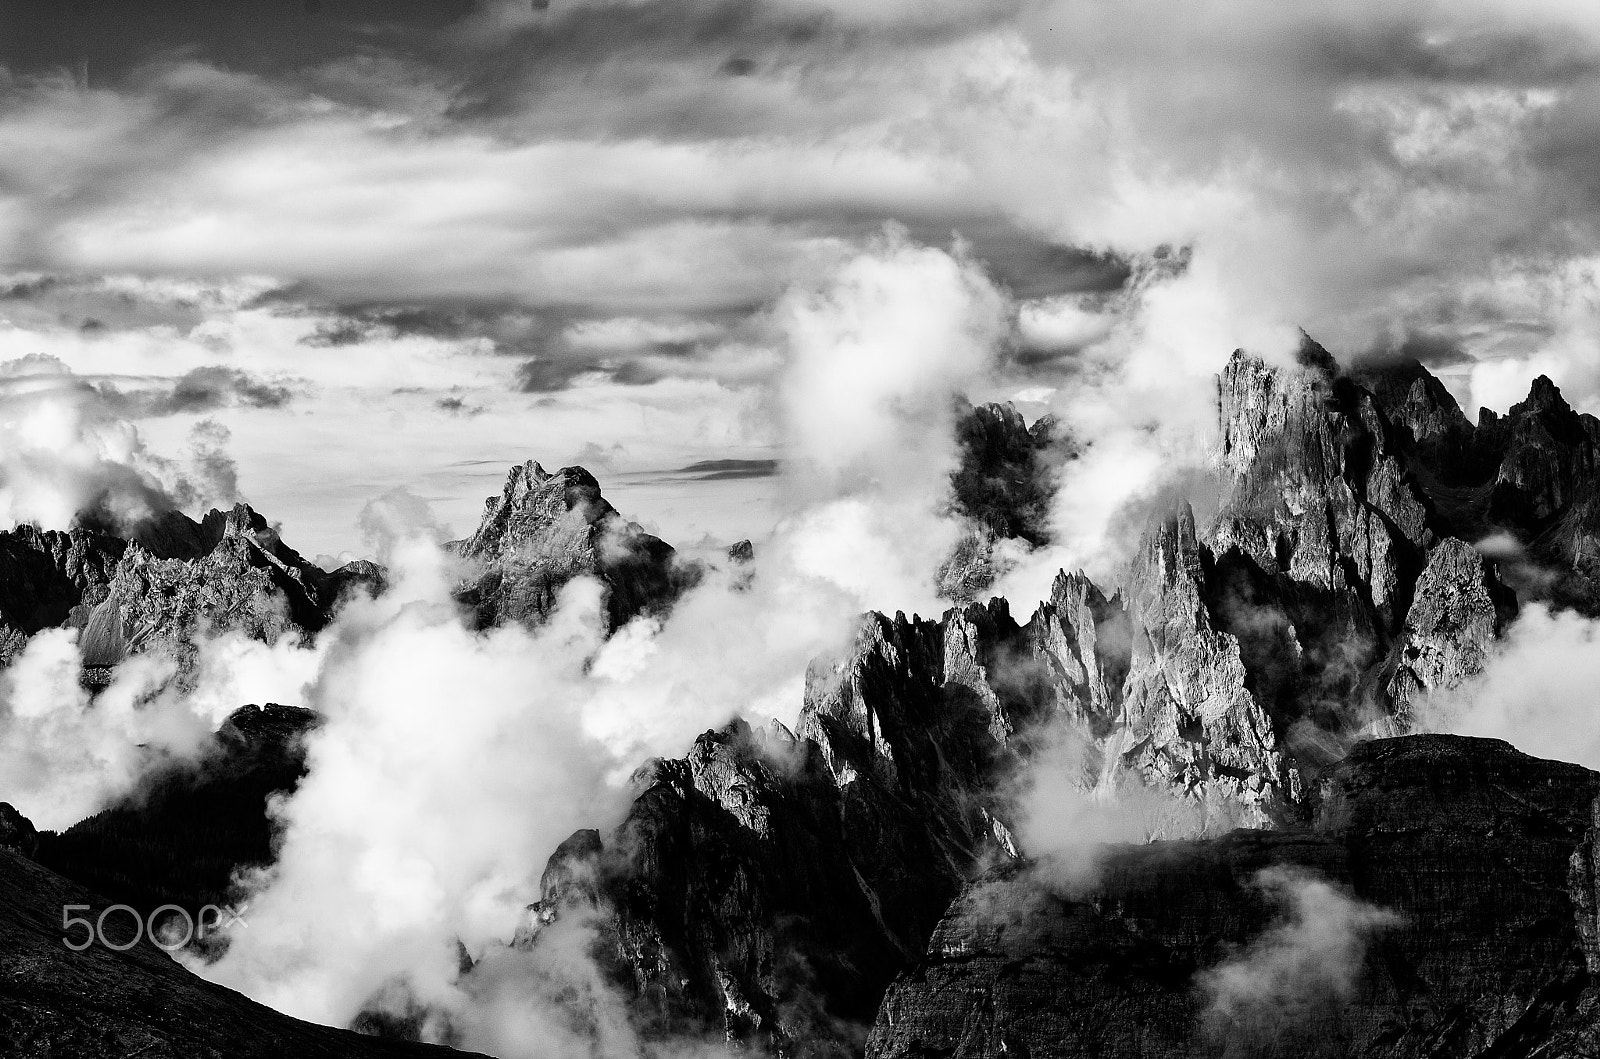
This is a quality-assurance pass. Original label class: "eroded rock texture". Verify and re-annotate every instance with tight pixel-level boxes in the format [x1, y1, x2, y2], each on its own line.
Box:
[0, 503, 376, 680]
[506, 581, 1133, 1056]
[867, 735, 1600, 1059]
[510, 347, 1600, 1056]
[454, 461, 687, 632]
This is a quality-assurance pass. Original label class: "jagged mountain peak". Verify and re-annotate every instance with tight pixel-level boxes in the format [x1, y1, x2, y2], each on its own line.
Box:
[949, 398, 1063, 547]
[1510, 372, 1572, 419]
[454, 457, 687, 631]
[1293, 328, 1340, 377]
[459, 461, 614, 563]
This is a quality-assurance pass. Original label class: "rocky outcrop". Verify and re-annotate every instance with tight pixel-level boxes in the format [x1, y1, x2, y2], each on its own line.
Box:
[1119, 505, 1288, 828]
[867, 735, 1600, 1059]
[1381, 537, 1513, 723]
[1213, 340, 1433, 633]
[507, 590, 1110, 1055]
[0, 504, 376, 681]
[0, 845, 483, 1059]
[0, 525, 125, 664]
[104, 506, 372, 679]
[454, 461, 687, 632]
[938, 402, 1066, 603]
[948, 401, 1062, 547]
[1360, 361, 1600, 612]
[0, 802, 38, 858]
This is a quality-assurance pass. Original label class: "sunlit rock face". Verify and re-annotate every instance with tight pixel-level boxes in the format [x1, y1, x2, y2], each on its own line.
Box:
[0, 502, 373, 682]
[867, 735, 1600, 1059]
[453, 460, 687, 632]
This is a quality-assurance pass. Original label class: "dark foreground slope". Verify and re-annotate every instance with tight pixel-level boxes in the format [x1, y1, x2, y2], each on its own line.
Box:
[0, 846, 484, 1059]
[868, 735, 1600, 1059]
[34, 704, 317, 926]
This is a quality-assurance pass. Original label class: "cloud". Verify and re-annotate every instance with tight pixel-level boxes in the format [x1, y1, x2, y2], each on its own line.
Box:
[0, 628, 201, 829]
[772, 228, 1009, 611]
[1416, 602, 1600, 771]
[1010, 720, 1219, 893]
[357, 486, 451, 562]
[192, 240, 1016, 1043]
[0, 617, 325, 831]
[97, 365, 300, 418]
[0, 355, 188, 533]
[1199, 867, 1397, 1041]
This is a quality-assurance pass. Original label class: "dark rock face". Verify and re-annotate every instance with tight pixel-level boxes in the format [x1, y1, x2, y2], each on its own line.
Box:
[939, 402, 1066, 603]
[454, 461, 687, 632]
[867, 735, 1600, 1059]
[33, 704, 318, 933]
[1359, 359, 1600, 612]
[0, 846, 483, 1059]
[0, 802, 38, 858]
[108, 506, 369, 678]
[505, 574, 1145, 1055]
[0, 524, 125, 665]
[949, 401, 1062, 547]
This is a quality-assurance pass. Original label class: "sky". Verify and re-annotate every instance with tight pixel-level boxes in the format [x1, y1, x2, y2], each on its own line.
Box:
[3, 0, 1600, 559]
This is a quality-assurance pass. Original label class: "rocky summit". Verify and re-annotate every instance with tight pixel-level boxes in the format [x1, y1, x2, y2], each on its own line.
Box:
[5, 344, 1600, 1058]
[453, 460, 690, 632]
[0, 502, 379, 681]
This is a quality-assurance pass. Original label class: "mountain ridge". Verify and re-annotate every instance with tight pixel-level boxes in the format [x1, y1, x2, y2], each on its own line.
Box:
[3, 342, 1598, 1057]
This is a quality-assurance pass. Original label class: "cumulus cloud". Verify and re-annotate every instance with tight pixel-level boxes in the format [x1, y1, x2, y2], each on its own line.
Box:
[357, 486, 451, 563]
[0, 630, 203, 829]
[1416, 603, 1600, 770]
[1199, 867, 1397, 1041]
[0, 355, 184, 533]
[0, 354, 267, 533]
[772, 229, 1009, 612]
[1010, 722, 1216, 892]
[0, 618, 326, 830]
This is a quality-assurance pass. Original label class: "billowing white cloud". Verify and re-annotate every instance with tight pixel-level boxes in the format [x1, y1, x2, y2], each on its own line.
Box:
[1200, 867, 1397, 1039]
[1418, 602, 1600, 771]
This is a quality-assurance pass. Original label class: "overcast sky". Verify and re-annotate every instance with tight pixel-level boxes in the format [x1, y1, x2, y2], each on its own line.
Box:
[2, 0, 1599, 559]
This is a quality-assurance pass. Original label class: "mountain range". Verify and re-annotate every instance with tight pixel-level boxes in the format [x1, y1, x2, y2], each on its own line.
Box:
[4, 337, 1600, 1057]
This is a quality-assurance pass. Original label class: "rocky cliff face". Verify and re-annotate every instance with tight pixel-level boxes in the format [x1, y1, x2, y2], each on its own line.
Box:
[867, 735, 1600, 1059]
[0, 502, 377, 681]
[938, 402, 1065, 602]
[508, 345, 1600, 1058]
[512, 599, 1062, 1056]
[6, 341, 1597, 1059]
[453, 461, 688, 632]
